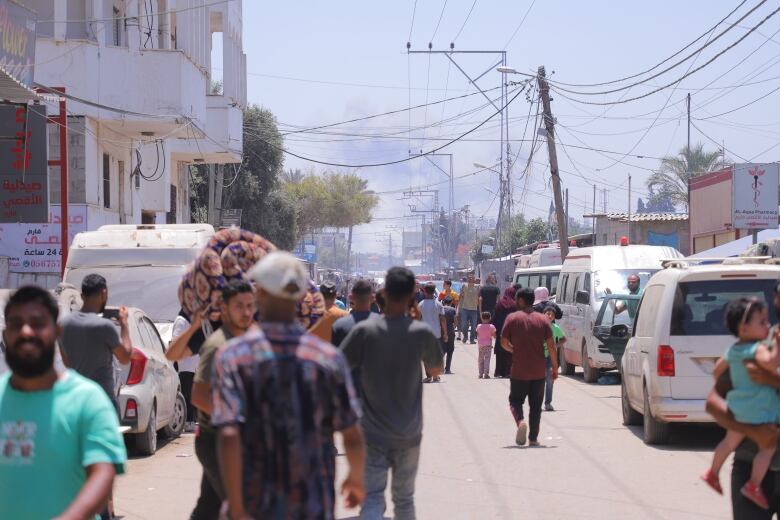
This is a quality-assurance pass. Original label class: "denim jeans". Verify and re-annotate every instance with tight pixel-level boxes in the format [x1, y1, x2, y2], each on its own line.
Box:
[361, 443, 421, 520]
[544, 357, 554, 406]
[459, 309, 478, 343]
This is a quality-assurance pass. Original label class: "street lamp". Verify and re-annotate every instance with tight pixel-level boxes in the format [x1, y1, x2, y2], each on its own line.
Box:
[496, 66, 518, 74]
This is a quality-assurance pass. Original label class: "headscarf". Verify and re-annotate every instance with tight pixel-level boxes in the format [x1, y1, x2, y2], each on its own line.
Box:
[494, 285, 518, 315]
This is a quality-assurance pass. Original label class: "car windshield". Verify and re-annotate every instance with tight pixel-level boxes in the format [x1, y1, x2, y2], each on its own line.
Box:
[594, 269, 657, 300]
[64, 266, 185, 323]
[671, 279, 778, 336]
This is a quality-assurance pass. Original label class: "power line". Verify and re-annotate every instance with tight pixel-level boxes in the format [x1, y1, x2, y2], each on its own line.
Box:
[276, 85, 504, 136]
[431, 0, 449, 42]
[691, 120, 750, 162]
[548, 0, 749, 88]
[408, 0, 419, 41]
[246, 70, 470, 92]
[276, 87, 526, 168]
[550, 3, 780, 106]
[503, 0, 537, 50]
[452, 0, 478, 42]
[37, 0, 235, 23]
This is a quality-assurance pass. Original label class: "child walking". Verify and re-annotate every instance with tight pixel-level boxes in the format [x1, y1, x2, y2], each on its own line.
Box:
[543, 304, 566, 411]
[476, 311, 496, 378]
[701, 297, 778, 510]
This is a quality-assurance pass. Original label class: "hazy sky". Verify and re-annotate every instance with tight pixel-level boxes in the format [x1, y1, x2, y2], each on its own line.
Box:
[241, 1, 780, 253]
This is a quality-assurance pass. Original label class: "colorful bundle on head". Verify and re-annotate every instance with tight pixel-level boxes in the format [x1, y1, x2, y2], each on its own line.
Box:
[178, 228, 277, 318]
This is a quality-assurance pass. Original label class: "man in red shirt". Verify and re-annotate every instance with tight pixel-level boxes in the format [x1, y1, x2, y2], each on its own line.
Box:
[501, 287, 558, 446]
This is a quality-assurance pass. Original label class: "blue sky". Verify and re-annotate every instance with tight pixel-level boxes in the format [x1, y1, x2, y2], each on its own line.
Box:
[242, 1, 780, 253]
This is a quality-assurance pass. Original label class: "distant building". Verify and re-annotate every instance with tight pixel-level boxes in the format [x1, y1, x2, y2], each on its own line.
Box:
[585, 212, 690, 256]
[689, 165, 780, 254]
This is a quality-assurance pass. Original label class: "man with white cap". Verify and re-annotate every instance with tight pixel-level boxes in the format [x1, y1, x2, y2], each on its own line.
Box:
[211, 252, 366, 520]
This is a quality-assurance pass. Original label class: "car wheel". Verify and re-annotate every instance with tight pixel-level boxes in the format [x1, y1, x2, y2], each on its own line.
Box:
[134, 405, 157, 456]
[164, 392, 186, 439]
[643, 385, 670, 445]
[582, 343, 599, 383]
[560, 347, 575, 375]
[621, 378, 642, 426]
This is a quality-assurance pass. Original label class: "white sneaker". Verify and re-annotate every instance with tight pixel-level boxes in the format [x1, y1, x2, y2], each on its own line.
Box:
[515, 421, 528, 446]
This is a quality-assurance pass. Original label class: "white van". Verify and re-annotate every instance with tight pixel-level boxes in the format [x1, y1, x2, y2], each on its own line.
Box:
[62, 224, 215, 342]
[557, 244, 683, 382]
[513, 265, 562, 299]
[622, 259, 780, 444]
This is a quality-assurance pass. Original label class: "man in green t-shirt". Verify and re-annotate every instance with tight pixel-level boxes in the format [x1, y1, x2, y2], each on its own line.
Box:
[0, 286, 126, 520]
[189, 280, 256, 520]
[542, 304, 567, 412]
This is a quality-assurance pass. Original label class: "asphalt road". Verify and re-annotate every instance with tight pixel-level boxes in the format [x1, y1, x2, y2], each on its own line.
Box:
[115, 339, 730, 519]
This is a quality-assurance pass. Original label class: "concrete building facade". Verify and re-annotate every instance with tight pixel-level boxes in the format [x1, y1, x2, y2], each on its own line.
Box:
[26, 0, 245, 226]
[586, 212, 690, 256]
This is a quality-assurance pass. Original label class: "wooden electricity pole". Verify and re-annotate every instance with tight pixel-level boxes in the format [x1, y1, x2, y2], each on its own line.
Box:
[537, 66, 569, 258]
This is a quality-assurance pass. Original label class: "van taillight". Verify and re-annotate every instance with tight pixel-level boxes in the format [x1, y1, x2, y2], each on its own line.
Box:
[126, 348, 147, 385]
[125, 399, 137, 419]
[658, 345, 675, 377]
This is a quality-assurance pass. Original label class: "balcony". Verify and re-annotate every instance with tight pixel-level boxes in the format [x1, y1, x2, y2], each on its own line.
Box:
[34, 39, 208, 139]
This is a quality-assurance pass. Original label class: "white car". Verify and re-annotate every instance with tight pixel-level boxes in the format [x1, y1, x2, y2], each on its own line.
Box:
[109, 306, 186, 455]
[621, 258, 780, 444]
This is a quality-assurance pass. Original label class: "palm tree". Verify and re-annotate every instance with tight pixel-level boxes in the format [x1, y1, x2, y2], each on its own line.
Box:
[646, 142, 724, 210]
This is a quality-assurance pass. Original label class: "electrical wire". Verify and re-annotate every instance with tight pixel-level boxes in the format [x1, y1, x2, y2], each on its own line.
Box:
[691, 120, 750, 162]
[277, 85, 504, 136]
[452, 0, 478, 42]
[431, 0, 449, 42]
[549, 0, 750, 88]
[503, 0, 537, 50]
[408, 0, 419, 41]
[245, 70, 471, 92]
[550, 3, 780, 106]
[37, 0, 236, 24]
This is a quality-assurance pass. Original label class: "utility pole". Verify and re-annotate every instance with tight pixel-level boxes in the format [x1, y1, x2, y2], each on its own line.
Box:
[627, 174, 632, 243]
[592, 184, 597, 245]
[687, 93, 691, 172]
[565, 188, 569, 232]
[537, 66, 569, 258]
[215, 165, 224, 227]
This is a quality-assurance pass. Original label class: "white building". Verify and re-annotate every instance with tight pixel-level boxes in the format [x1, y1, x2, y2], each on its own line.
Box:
[26, 0, 246, 226]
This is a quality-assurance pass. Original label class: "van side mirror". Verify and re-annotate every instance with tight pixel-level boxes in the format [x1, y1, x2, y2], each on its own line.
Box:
[575, 290, 590, 305]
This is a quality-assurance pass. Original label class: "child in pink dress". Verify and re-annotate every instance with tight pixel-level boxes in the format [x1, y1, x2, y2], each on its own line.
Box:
[476, 311, 496, 378]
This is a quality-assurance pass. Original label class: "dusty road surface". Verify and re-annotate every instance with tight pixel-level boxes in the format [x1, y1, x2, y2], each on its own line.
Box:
[115, 341, 729, 519]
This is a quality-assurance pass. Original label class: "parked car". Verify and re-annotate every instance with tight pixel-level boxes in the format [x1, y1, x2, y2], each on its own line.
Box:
[108, 306, 186, 455]
[556, 243, 683, 382]
[621, 258, 780, 444]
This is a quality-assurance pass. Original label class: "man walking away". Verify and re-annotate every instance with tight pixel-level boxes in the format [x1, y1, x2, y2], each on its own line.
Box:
[418, 282, 447, 383]
[0, 286, 126, 519]
[479, 274, 501, 317]
[332, 279, 378, 348]
[189, 280, 255, 520]
[309, 281, 349, 343]
[341, 267, 444, 520]
[213, 252, 366, 520]
[458, 273, 480, 344]
[501, 288, 558, 447]
[60, 274, 132, 410]
[442, 296, 457, 374]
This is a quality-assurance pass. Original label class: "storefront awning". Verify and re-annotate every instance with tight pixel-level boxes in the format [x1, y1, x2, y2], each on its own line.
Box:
[0, 65, 39, 102]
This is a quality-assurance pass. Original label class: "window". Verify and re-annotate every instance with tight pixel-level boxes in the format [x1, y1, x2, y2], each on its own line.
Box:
[143, 318, 166, 355]
[566, 274, 580, 303]
[103, 153, 110, 208]
[670, 279, 778, 336]
[636, 285, 664, 337]
[113, 7, 122, 46]
[549, 273, 560, 296]
[559, 274, 569, 302]
[527, 274, 541, 290]
[141, 210, 156, 224]
[582, 273, 591, 295]
[166, 184, 177, 224]
[515, 274, 529, 289]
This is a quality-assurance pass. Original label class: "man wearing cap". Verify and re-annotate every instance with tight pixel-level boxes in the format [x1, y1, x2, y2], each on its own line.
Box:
[309, 281, 349, 343]
[212, 252, 366, 520]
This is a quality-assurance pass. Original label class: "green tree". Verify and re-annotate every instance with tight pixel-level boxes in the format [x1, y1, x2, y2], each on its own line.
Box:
[283, 174, 331, 239]
[646, 142, 723, 210]
[322, 172, 379, 273]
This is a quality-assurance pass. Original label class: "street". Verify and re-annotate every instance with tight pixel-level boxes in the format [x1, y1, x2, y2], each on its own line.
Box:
[115, 340, 729, 520]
